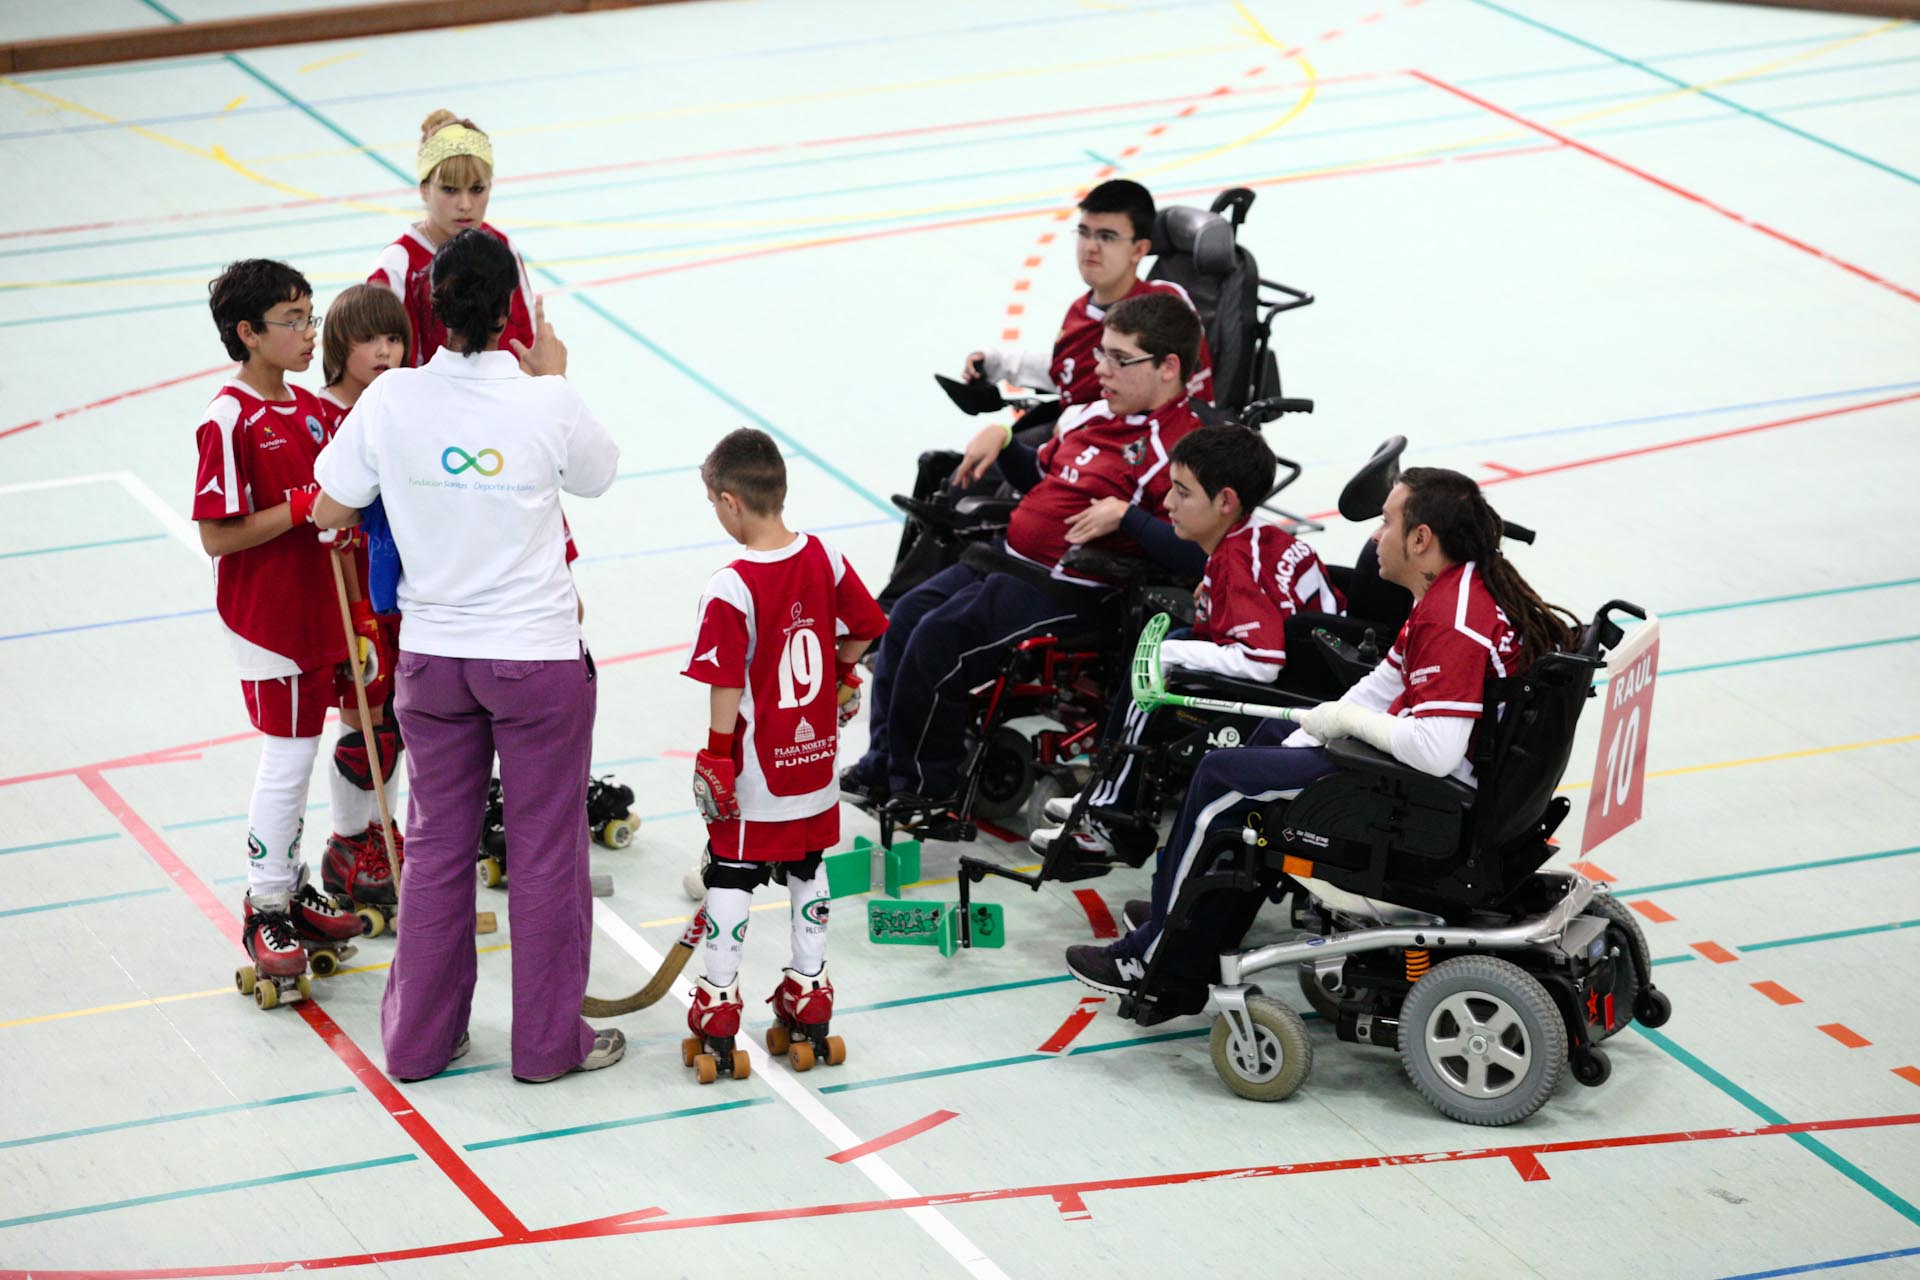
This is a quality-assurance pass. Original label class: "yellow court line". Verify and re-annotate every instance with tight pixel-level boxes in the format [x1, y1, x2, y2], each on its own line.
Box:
[1556, 731, 1920, 793]
[222, 95, 247, 113]
[297, 50, 366, 74]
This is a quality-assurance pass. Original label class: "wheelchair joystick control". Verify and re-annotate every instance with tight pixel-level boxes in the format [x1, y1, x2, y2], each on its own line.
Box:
[1357, 627, 1380, 666]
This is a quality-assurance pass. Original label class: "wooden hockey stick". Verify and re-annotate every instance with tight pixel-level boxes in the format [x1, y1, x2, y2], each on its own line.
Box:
[581, 915, 700, 1016]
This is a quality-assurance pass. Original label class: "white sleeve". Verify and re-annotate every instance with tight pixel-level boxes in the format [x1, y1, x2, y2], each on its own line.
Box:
[1161, 638, 1279, 683]
[313, 398, 380, 507]
[1281, 657, 1402, 748]
[1388, 715, 1475, 778]
[979, 347, 1056, 391]
[558, 389, 620, 498]
[368, 243, 408, 298]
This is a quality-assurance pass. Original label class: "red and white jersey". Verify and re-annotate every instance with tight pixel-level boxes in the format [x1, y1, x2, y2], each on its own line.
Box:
[682, 534, 887, 856]
[1006, 396, 1202, 582]
[191, 380, 348, 675]
[367, 222, 535, 367]
[1051, 279, 1215, 408]
[1382, 561, 1518, 721]
[1190, 520, 1345, 669]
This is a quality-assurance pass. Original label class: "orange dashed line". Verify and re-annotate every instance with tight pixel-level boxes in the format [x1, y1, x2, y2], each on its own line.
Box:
[1894, 1066, 1920, 1087]
[1012, 280, 1030, 293]
[1037, 233, 1055, 245]
[1628, 900, 1674, 924]
[1053, 210, 1072, 221]
[1362, 11, 1385, 21]
[1094, 167, 1116, 178]
[1211, 86, 1232, 96]
[1119, 146, 1140, 157]
[1147, 125, 1167, 136]
[1023, 256, 1043, 268]
[1569, 861, 1615, 883]
[1321, 30, 1343, 40]
[1179, 104, 1199, 116]
[1005, 303, 1025, 316]
[1246, 66, 1267, 77]
[1819, 1023, 1871, 1049]
[1751, 981, 1802, 1007]
[1691, 941, 1739, 964]
[1001, 328, 1021, 341]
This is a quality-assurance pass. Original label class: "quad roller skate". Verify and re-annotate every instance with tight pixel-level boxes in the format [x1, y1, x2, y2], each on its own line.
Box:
[681, 977, 752, 1085]
[289, 865, 361, 977]
[323, 826, 399, 937]
[766, 966, 845, 1071]
[587, 774, 640, 849]
[235, 891, 311, 1010]
[477, 777, 508, 889]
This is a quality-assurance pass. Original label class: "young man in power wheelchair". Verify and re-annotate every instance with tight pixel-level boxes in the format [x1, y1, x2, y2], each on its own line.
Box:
[1065, 466, 1672, 1126]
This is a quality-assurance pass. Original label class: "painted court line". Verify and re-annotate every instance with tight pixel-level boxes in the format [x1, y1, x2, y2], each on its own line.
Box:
[1752, 982, 1803, 1007]
[827, 1109, 959, 1164]
[1037, 1006, 1102, 1054]
[1816, 1024, 1872, 1049]
[1074, 889, 1119, 939]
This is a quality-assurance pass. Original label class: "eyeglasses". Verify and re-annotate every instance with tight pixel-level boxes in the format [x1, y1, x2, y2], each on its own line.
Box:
[261, 313, 323, 335]
[1075, 224, 1137, 247]
[1093, 346, 1160, 369]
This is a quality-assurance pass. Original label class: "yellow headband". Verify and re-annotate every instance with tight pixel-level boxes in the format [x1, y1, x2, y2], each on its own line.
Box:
[416, 124, 493, 183]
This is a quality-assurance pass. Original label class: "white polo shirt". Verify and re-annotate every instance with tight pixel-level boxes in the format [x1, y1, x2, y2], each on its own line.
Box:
[314, 348, 619, 661]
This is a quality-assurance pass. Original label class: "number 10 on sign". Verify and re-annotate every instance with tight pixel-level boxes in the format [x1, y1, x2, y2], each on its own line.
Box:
[1582, 619, 1659, 854]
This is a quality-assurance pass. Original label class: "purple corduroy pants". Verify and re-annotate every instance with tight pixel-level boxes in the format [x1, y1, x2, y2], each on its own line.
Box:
[383, 649, 597, 1081]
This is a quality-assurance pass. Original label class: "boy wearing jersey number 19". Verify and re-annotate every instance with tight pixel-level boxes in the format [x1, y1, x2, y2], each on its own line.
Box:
[681, 429, 886, 1078]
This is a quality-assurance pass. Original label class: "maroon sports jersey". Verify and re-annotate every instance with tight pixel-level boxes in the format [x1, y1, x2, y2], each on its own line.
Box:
[682, 534, 887, 860]
[1005, 397, 1202, 581]
[191, 381, 348, 672]
[1050, 278, 1215, 408]
[1383, 560, 1518, 722]
[1192, 521, 1345, 669]
[367, 222, 534, 367]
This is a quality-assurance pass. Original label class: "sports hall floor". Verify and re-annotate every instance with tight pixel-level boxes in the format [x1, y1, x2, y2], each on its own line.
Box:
[2, 0, 1918, 1275]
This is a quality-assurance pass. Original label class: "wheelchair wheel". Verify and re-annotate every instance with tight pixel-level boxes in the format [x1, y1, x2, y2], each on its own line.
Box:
[971, 727, 1036, 820]
[1398, 957, 1566, 1126]
[1210, 995, 1312, 1102]
[1581, 895, 1646, 1042]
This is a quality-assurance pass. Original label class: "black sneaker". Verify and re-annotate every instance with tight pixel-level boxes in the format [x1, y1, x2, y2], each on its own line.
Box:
[839, 762, 888, 807]
[1121, 899, 1151, 933]
[1065, 942, 1147, 997]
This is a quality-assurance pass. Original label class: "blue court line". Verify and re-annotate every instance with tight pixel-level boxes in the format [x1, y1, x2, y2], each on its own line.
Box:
[573, 518, 896, 567]
[1466, 0, 1920, 188]
[0, 533, 166, 560]
[0, 886, 171, 918]
[0, 606, 214, 643]
[1720, 1244, 1920, 1280]
[0, 1153, 417, 1230]
[1739, 917, 1920, 953]
[164, 800, 325, 834]
[1635, 1026, 1920, 1231]
[463, 1096, 773, 1151]
[1448, 379, 1920, 449]
[1085, 149, 1121, 168]
[0, 832, 120, 857]
[0, 1086, 357, 1151]
[1616, 844, 1920, 897]
[1662, 634, 1920, 676]
[1662, 576, 1920, 618]
[837, 974, 1076, 1016]
[614, 463, 701, 483]
[817, 1027, 1209, 1095]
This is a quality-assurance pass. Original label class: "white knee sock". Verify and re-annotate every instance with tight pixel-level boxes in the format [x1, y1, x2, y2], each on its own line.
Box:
[328, 732, 378, 837]
[700, 885, 752, 987]
[247, 734, 320, 899]
[786, 861, 831, 977]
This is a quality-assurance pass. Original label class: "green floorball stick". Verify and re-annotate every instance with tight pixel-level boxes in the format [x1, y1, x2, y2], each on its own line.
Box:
[1130, 612, 1305, 723]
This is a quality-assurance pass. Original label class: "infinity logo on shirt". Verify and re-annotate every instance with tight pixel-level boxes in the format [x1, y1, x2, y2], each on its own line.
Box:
[441, 446, 504, 476]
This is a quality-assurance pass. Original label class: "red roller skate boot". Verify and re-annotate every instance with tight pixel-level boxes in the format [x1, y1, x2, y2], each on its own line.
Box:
[236, 891, 309, 1011]
[766, 966, 845, 1071]
[289, 865, 360, 978]
[322, 828, 397, 938]
[682, 977, 750, 1085]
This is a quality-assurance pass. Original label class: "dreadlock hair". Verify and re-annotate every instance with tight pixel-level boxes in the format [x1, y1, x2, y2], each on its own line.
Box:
[1398, 467, 1578, 668]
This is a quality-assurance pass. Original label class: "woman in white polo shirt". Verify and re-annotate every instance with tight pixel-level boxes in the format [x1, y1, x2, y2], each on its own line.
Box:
[314, 230, 623, 1083]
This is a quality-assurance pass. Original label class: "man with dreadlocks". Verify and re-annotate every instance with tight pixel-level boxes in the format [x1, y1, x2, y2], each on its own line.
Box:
[1066, 466, 1579, 1009]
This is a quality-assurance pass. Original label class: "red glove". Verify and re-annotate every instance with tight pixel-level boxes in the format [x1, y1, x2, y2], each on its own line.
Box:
[836, 663, 863, 727]
[692, 729, 740, 823]
[346, 599, 392, 705]
[320, 525, 364, 552]
[285, 483, 320, 526]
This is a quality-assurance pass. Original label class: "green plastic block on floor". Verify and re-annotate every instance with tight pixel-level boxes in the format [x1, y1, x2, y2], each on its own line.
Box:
[962, 902, 1006, 949]
[825, 843, 873, 900]
[883, 840, 922, 896]
[867, 897, 945, 946]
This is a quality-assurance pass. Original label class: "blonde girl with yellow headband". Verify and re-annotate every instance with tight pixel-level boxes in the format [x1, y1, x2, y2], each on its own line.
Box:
[367, 109, 535, 365]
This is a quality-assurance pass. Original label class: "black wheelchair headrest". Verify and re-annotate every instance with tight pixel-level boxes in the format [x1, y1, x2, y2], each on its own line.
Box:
[1338, 435, 1407, 522]
[1152, 205, 1237, 277]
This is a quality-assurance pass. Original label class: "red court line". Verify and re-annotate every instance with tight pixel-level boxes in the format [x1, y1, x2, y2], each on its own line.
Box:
[826, 1109, 959, 1164]
[1037, 1006, 1101, 1053]
[73, 769, 525, 1239]
[1818, 1023, 1871, 1049]
[1, 362, 234, 442]
[1074, 889, 1118, 939]
[1407, 70, 1920, 306]
[1752, 981, 1803, 1006]
[0, 728, 265, 789]
[1506, 1151, 1551, 1182]
[11, 1109, 1919, 1278]
[597, 640, 692, 667]
[976, 818, 1023, 843]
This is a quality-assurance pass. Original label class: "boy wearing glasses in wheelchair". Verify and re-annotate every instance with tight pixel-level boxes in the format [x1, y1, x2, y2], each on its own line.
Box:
[844, 292, 1209, 809]
[1066, 467, 1577, 1011]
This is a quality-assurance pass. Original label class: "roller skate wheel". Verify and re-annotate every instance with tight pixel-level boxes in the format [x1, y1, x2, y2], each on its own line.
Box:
[694, 1053, 718, 1085]
[479, 857, 505, 889]
[603, 819, 635, 849]
[254, 981, 279, 1011]
[235, 965, 257, 996]
[824, 1035, 847, 1067]
[309, 950, 338, 978]
[296, 974, 312, 1001]
[356, 906, 385, 938]
[789, 1040, 816, 1072]
[765, 1024, 792, 1057]
[681, 1036, 703, 1068]
[731, 1048, 751, 1080]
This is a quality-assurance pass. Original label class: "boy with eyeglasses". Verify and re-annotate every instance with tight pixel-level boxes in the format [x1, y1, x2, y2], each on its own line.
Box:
[192, 258, 372, 1000]
[963, 179, 1213, 410]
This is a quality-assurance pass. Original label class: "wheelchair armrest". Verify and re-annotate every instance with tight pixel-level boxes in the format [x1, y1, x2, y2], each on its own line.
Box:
[1323, 737, 1477, 807]
[1058, 545, 1195, 589]
[953, 495, 1018, 521]
[1167, 669, 1314, 708]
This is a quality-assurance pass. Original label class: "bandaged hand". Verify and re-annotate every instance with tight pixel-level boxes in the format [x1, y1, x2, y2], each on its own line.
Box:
[1296, 700, 1399, 754]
